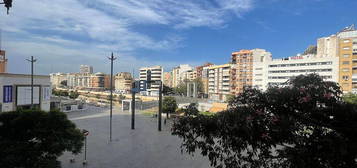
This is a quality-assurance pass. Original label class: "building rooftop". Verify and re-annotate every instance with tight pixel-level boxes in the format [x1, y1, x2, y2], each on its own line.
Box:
[0, 73, 50, 78]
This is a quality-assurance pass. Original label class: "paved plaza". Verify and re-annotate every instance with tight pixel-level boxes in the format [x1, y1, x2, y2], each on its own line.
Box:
[59, 105, 211, 168]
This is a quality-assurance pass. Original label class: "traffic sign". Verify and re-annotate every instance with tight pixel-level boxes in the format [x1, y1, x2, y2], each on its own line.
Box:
[82, 129, 89, 136]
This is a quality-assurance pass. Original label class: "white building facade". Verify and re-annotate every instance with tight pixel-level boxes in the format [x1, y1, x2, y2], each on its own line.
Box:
[139, 66, 163, 96]
[0, 73, 51, 112]
[252, 54, 339, 90]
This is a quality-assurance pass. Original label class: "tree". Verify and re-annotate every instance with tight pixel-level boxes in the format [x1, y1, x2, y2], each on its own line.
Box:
[172, 74, 357, 168]
[163, 97, 178, 115]
[0, 109, 84, 167]
[163, 85, 175, 95]
[60, 80, 67, 87]
[173, 78, 204, 97]
[183, 103, 199, 116]
[303, 45, 317, 55]
[173, 80, 188, 96]
[193, 78, 204, 95]
[69, 91, 79, 99]
[343, 93, 357, 104]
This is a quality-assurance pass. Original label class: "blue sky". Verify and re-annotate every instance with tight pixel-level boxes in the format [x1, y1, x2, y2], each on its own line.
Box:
[0, 0, 356, 76]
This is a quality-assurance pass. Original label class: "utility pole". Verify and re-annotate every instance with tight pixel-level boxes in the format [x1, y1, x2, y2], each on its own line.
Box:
[107, 52, 117, 142]
[26, 56, 37, 109]
[158, 81, 162, 131]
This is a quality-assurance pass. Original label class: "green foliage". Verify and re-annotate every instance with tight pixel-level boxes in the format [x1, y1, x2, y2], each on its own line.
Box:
[200, 111, 215, 116]
[0, 109, 84, 168]
[303, 45, 317, 55]
[172, 74, 357, 168]
[173, 80, 188, 96]
[183, 103, 199, 116]
[163, 85, 175, 95]
[173, 78, 204, 96]
[119, 94, 126, 100]
[163, 97, 178, 114]
[343, 93, 357, 104]
[225, 94, 235, 103]
[52, 89, 69, 97]
[60, 80, 67, 87]
[69, 91, 79, 99]
[193, 78, 204, 94]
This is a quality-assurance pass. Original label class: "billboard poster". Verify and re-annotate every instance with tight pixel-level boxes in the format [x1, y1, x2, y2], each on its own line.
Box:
[42, 87, 51, 101]
[16, 86, 40, 106]
[3, 85, 13, 103]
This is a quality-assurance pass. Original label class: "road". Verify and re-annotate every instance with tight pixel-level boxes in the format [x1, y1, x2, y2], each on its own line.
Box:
[59, 105, 211, 168]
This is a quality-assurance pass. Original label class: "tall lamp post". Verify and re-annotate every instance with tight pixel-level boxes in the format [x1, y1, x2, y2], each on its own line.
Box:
[158, 81, 162, 131]
[26, 56, 37, 109]
[108, 52, 117, 142]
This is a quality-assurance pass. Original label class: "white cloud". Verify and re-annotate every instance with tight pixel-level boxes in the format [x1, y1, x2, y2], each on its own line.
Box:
[0, 0, 253, 74]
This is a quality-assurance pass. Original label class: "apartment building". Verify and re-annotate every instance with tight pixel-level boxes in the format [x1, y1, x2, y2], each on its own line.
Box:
[139, 66, 163, 96]
[0, 50, 7, 73]
[252, 49, 273, 91]
[208, 64, 234, 101]
[318, 25, 357, 93]
[201, 66, 210, 96]
[50, 73, 67, 88]
[171, 64, 193, 87]
[163, 72, 172, 87]
[231, 50, 254, 94]
[115, 72, 133, 93]
[80, 65, 93, 74]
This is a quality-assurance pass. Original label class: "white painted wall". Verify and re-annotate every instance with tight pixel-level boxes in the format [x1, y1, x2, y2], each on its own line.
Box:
[0, 74, 51, 112]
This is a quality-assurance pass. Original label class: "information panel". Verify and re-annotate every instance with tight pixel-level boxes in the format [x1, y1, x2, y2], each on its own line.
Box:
[42, 86, 51, 101]
[3, 85, 13, 103]
[16, 86, 40, 105]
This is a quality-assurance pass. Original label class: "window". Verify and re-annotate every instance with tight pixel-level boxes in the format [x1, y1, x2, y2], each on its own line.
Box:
[343, 61, 350, 65]
[343, 68, 349, 72]
[343, 39, 350, 43]
[343, 54, 350, 58]
[343, 76, 349, 81]
[343, 83, 349, 87]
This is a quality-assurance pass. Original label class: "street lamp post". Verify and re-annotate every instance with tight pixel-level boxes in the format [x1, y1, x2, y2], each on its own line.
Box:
[131, 82, 135, 130]
[108, 53, 117, 142]
[26, 56, 37, 109]
[158, 81, 162, 131]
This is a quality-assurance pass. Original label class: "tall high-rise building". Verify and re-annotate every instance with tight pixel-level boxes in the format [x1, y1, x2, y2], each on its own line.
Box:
[80, 65, 93, 74]
[230, 50, 254, 94]
[139, 66, 163, 96]
[0, 50, 7, 73]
